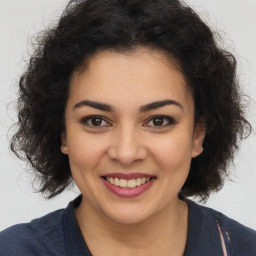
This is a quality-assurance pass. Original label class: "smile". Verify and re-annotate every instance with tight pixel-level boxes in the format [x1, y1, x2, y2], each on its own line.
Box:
[102, 174, 156, 198]
[106, 177, 151, 188]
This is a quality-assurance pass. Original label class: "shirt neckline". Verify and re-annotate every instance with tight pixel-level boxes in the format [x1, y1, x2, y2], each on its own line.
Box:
[62, 195, 223, 256]
[62, 195, 92, 256]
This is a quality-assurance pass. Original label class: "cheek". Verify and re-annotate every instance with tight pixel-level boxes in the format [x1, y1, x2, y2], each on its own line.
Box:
[67, 132, 106, 170]
[66, 134, 107, 196]
[150, 131, 194, 171]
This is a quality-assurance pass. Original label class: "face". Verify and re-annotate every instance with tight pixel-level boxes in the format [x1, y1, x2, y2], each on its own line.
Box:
[62, 48, 205, 224]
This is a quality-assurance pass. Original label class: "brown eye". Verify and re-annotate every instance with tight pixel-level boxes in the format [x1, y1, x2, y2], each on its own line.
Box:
[91, 117, 103, 126]
[152, 117, 164, 126]
[80, 115, 110, 127]
[145, 115, 177, 128]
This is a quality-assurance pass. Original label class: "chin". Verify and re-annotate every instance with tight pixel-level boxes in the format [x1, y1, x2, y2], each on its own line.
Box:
[101, 205, 154, 226]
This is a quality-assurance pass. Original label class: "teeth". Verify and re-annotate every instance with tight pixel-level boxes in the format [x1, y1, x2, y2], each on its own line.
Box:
[105, 176, 152, 188]
[119, 179, 127, 188]
[128, 179, 136, 188]
[114, 177, 120, 186]
[136, 178, 142, 186]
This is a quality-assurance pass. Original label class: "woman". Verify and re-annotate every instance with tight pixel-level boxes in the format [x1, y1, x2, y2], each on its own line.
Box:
[0, 0, 255, 255]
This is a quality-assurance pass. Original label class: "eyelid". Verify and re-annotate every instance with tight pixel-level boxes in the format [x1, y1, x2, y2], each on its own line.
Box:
[143, 115, 177, 128]
[79, 114, 177, 129]
[80, 115, 111, 127]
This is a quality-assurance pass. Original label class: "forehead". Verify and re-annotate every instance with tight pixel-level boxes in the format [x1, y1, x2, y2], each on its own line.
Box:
[68, 48, 194, 111]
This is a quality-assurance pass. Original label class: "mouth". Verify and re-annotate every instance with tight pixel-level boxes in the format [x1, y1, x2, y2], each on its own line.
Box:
[101, 173, 156, 198]
[103, 176, 153, 189]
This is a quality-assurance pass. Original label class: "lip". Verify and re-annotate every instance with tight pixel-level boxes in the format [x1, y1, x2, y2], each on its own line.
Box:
[102, 172, 155, 180]
[101, 175, 156, 198]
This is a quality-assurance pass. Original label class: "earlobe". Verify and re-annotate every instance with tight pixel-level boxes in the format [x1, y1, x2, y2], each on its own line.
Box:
[192, 123, 206, 158]
[60, 145, 68, 154]
[60, 132, 68, 154]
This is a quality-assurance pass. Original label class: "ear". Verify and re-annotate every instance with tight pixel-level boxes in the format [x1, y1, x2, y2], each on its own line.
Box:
[191, 122, 206, 158]
[60, 132, 68, 155]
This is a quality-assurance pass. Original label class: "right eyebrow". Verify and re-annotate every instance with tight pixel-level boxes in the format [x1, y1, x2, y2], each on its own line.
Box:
[139, 99, 183, 112]
[73, 100, 114, 112]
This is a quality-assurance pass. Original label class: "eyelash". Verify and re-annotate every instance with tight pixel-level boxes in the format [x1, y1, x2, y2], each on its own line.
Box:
[80, 115, 110, 128]
[80, 115, 177, 128]
[144, 115, 177, 128]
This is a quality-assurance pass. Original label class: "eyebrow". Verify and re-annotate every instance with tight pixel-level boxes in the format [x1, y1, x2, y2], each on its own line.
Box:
[139, 99, 183, 112]
[73, 99, 183, 112]
[73, 100, 113, 111]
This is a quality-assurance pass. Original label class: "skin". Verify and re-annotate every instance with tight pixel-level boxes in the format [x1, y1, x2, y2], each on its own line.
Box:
[61, 48, 205, 255]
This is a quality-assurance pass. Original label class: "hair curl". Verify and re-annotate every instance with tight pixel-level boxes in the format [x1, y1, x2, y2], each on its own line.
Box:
[11, 0, 251, 199]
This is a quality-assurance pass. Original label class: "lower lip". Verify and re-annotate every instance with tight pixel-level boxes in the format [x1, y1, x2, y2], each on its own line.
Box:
[102, 178, 155, 198]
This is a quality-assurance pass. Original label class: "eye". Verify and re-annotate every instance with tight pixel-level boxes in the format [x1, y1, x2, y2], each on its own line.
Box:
[80, 115, 110, 127]
[144, 115, 177, 128]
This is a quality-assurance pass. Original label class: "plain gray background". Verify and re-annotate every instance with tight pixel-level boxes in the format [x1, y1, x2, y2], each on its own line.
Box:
[0, 0, 256, 231]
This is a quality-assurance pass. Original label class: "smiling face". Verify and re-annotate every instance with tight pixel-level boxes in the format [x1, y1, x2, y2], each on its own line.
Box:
[62, 48, 205, 225]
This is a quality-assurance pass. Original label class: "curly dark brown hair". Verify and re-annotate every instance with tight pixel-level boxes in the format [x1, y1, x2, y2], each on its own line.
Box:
[11, 0, 251, 199]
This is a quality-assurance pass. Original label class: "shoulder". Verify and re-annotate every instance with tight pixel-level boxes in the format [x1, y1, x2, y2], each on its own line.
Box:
[188, 199, 256, 255]
[0, 209, 66, 256]
[217, 210, 256, 255]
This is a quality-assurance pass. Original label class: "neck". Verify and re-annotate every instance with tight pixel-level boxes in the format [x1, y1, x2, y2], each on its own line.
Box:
[76, 197, 188, 256]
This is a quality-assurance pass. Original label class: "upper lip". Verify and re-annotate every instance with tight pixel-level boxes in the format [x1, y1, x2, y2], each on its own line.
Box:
[102, 173, 156, 180]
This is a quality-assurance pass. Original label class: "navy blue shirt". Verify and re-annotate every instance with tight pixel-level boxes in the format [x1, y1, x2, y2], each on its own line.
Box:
[1, 196, 256, 255]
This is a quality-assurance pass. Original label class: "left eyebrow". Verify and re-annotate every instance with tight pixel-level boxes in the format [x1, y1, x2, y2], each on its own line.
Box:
[72, 99, 183, 112]
[73, 100, 114, 111]
[139, 99, 183, 112]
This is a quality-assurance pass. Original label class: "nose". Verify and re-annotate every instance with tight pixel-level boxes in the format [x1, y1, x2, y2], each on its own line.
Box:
[107, 125, 147, 166]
